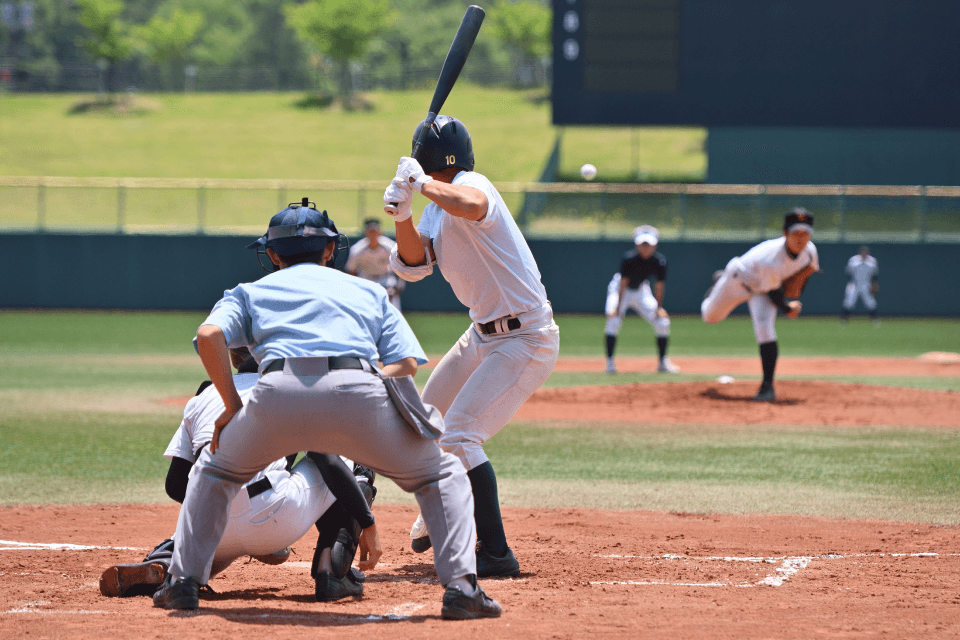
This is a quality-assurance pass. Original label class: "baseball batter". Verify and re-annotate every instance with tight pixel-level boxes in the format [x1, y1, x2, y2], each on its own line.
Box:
[384, 115, 560, 579]
[841, 246, 880, 325]
[701, 208, 819, 402]
[604, 225, 679, 375]
[153, 201, 500, 620]
[345, 218, 405, 310]
[99, 347, 375, 601]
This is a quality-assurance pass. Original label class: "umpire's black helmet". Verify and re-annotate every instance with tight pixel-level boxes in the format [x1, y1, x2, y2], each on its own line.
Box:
[413, 115, 475, 175]
[247, 198, 348, 269]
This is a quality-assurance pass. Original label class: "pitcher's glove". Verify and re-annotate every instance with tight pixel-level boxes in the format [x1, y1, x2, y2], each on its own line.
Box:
[782, 264, 817, 298]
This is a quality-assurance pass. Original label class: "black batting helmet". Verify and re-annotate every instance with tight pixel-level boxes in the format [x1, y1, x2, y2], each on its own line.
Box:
[413, 115, 475, 175]
[247, 197, 348, 270]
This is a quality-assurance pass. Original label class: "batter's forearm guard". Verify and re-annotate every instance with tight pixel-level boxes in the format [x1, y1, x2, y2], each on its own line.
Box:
[390, 244, 434, 283]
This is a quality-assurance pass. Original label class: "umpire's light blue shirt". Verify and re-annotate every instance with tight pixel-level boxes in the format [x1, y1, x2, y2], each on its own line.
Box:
[201, 263, 427, 369]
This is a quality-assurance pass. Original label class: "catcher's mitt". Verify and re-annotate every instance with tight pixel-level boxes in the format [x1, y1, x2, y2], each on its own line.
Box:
[870, 281, 879, 295]
[782, 264, 816, 298]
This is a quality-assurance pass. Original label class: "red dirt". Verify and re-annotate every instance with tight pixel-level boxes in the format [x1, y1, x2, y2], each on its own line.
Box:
[5, 356, 959, 637]
[2, 505, 960, 638]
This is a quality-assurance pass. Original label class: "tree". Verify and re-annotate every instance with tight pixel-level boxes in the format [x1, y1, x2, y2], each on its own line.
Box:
[284, 0, 392, 106]
[490, 0, 550, 87]
[130, 7, 204, 89]
[75, 0, 132, 97]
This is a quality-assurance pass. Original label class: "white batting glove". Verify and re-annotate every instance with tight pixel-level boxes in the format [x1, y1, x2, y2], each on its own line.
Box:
[383, 181, 413, 222]
[396, 156, 434, 192]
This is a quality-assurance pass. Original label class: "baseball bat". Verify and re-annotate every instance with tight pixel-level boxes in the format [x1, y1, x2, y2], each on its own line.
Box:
[386, 4, 485, 213]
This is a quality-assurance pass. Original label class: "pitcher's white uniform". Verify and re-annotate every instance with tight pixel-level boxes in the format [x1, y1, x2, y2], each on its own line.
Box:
[702, 236, 819, 343]
[842, 253, 879, 312]
[345, 235, 404, 310]
[166, 372, 347, 571]
[411, 170, 560, 469]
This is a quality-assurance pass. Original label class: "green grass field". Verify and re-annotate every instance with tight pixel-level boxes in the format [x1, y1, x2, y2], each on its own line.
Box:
[2, 310, 958, 522]
[0, 89, 705, 184]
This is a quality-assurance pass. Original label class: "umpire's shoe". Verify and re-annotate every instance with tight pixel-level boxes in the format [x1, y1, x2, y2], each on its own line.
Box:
[152, 576, 201, 610]
[441, 576, 502, 620]
[99, 560, 168, 597]
[315, 571, 363, 601]
[476, 541, 521, 578]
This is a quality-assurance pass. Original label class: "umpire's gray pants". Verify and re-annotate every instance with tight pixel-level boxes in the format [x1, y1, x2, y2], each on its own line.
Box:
[170, 359, 476, 586]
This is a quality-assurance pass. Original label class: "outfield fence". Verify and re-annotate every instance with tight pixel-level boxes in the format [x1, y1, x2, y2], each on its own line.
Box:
[1, 176, 959, 243]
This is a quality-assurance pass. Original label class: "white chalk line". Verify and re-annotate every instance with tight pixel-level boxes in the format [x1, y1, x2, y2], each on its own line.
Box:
[0, 539, 142, 552]
[590, 552, 958, 588]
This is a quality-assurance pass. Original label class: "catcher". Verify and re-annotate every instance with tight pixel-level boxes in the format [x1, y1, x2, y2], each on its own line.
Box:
[99, 347, 377, 602]
[701, 208, 820, 402]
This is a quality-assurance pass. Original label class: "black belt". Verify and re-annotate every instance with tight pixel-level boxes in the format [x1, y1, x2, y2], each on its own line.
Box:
[476, 317, 521, 335]
[246, 477, 272, 499]
[261, 356, 365, 376]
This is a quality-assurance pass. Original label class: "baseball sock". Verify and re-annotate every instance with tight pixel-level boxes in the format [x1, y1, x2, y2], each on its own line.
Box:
[657, 337, 668, 360]
[467, 462, 508, 557]
[605, 334, 617, 359]
[759, 340, 778, 388]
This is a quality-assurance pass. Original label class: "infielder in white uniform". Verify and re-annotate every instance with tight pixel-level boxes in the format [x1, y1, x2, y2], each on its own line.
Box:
[99, 347, 375, 601]
[384, 115, 560, 578]
[603, 225, 679, 374]
[841, 246, 880, 325]
[701, 209, 819, 402]
[346, 218, 405, 310]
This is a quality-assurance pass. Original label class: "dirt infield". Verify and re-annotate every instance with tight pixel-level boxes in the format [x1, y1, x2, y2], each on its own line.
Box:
[4, 356, 959, 638]
[2, 505, 960, 638]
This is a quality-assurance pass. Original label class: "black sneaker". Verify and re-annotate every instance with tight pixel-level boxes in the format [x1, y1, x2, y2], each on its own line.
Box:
[152, 576, 201, 610]
[315, 571, 363, 602]
[441, 582, 502, 620]
[476, 541, 520, 578]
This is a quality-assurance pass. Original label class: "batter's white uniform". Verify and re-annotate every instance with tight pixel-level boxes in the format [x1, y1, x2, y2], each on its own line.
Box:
[701, 236, 819, 343]
[166, 372, 347, 573]
[409, 170, 560, 470]
[345, 236, 404, 310]
[604, 273, 670, 338]
[842, 254, 879, 312]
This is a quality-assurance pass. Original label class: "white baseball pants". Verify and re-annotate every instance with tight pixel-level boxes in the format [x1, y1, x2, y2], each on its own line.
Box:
[701, 263, 778, 344]
[843, 281, 877, 311]
[604, 280, 670, 337]
[422, 305, 560, 471]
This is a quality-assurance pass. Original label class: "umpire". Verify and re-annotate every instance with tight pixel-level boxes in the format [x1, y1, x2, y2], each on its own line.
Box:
[153, 200, 501, 620]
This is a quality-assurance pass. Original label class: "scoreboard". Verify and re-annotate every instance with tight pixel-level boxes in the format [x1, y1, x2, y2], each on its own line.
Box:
[552, 0, 960, 128]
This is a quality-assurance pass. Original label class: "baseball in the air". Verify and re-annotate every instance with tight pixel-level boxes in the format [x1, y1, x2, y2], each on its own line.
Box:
[580, 163, 597, 181]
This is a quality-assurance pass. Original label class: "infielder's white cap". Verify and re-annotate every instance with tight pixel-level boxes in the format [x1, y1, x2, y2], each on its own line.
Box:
[633, 225, 659, 246]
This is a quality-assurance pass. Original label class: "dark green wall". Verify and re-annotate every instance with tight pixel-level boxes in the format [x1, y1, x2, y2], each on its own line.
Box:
[3, 233, 957, 316]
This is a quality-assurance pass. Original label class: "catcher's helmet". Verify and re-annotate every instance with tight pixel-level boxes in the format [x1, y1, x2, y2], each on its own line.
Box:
[413, 115, 475, 175]
[247, 197, 348, 271]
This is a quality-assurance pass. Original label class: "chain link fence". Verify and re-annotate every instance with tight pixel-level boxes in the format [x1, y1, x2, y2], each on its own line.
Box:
[2, 177, 958, 242]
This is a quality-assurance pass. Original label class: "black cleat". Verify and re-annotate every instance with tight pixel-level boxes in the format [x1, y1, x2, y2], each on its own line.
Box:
[411, 534, 433, 554]
[441, 582, 502, 620]
[152, 576, 201, 610]
[752, 384, 776, 403]
[476, 542, 520, 578]
[315, 570, 363, 601]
